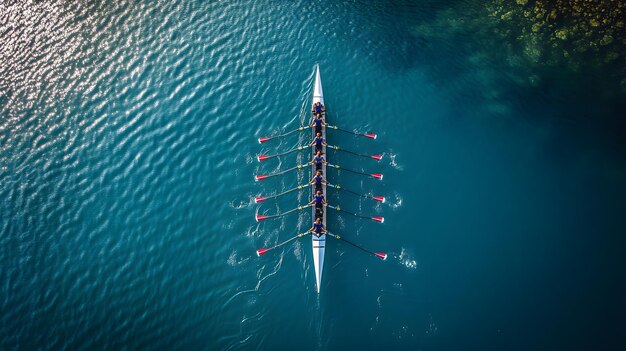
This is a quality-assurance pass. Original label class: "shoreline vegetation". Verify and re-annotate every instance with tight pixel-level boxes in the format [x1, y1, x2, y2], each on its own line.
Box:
[412, 0, 626, 95]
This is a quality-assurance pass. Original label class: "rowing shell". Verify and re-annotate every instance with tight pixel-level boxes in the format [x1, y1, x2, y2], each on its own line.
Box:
[311, 65, 326, 293]
[253, 66, 387, 291]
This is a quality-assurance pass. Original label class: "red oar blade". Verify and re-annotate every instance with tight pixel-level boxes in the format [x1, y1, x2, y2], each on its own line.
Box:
[257, 155, 270, 162]
[256, 214, 268, 222]
[371, 173, 383, 180]
[365, 133, 377, 139]
[375, 252, 388, 260]
[373, 196, 386, 203]
[254, 174, 268, 181]
[258, 137, 271, 144]
[257, 248, 269, 256]
[254, 196, 267, 203]
[371, 154, 383, 161]
[371, 216, 385, 223]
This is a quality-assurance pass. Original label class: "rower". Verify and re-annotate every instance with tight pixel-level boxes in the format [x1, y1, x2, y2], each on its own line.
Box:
[310, 113, 326, 134]
[308, 190, 327, 213]
[308, 217, 327, 238]
[309, 151, 327, 171]
[309, 170, 326, 192]
[312, 101, 325, 116]
[310, 132, 327, 153]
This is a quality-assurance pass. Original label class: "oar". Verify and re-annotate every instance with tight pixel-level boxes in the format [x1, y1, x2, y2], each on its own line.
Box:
[327, 125, 377, 139]
[257, 145, 308, 162]
[255, 164, 308, 181]
[327, 145, 382, 161]
[327, 232, 387, 260]
[255, 184, 308, 203]
[326, 204, 384, 223]
[258, 126, 311, 144]
[327, 163, 383, 180]
[327, 183, 385, 203]
[256, 204, 313, 222]
[257, 232, 310, 256]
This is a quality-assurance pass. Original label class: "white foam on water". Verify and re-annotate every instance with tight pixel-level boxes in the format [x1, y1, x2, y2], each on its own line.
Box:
[398, 247, 418, 270]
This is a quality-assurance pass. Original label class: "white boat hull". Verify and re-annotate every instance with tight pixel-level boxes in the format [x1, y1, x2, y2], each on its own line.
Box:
[311, 65, 326, 293]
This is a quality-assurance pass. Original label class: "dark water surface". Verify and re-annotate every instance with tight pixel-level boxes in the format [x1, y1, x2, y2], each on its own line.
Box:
[1, 1, 625, 350]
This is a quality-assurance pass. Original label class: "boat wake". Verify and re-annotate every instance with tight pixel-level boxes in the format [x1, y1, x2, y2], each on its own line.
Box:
[297, 67, 316, 126]
[292, 239, 304, 261]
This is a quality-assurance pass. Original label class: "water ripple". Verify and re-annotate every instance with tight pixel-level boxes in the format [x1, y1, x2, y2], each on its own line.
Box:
[8, 0, 618, 350]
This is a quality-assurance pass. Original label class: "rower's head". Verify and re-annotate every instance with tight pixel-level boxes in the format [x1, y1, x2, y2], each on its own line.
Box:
[316, 113, 322, 118]
[316, 170, 322, 176]
[316, 151, 322, 157]
[316, 190, 322, 196]
[316, 132, 322, 137]
[315, 218, 321, 224]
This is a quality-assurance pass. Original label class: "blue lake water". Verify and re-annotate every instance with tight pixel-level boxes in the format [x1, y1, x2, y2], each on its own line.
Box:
[1, 1, 625, 350]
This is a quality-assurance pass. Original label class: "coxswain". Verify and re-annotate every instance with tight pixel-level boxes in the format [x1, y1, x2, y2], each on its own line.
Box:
[310, 132, 327, 153]
[309, 151, 327, 171]
[309, 170, 326, 191]
[310, 112, 326, 134]
[308, 217, 327, 238]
